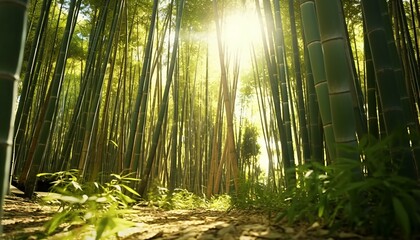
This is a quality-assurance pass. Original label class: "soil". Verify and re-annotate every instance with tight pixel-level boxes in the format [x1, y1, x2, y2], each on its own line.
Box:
[1, 187, 373, 240]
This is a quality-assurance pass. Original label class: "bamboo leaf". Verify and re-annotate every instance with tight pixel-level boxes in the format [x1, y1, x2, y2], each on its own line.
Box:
[392, 197, 410, 238]
[45, 211, 69, 234]
[318, 204, 325, 218]
[109, 140, 118, 147]
[37, 173, 53, 177]
[113, 185, 122, 191]
[71, 181, 82, 190]
[120, 184, 140, 196]
[398, 193, 418, 217]
[95, 217, 110, 240]
[121, 177, 140, 182]
[111, 173, 121, 180]
[101, 217, 136, 238]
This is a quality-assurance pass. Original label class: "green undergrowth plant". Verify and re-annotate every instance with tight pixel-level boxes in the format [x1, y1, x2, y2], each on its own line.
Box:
[169, 188, 206, 209]
[37, 170, 140, 240]
[326, 134, 420, 239]
[207, 194, 231, 210]
[273, 162, 331, 224]
[231, 177, 284, 213]
[231, 134, 420, 239]
[286, 137, 420, 239]
[147, 186, 231, 210]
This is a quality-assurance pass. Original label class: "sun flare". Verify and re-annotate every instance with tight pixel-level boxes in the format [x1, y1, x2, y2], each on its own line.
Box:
[221, 9, 262, 50]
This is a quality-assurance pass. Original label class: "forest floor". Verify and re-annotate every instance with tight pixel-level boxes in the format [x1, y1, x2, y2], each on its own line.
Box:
[1, 188, 374, 240]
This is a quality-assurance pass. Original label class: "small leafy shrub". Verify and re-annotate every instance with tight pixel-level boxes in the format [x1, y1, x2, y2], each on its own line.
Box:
[147, 185, 171, 209]
[38, 170, 140, 239]
[207, 194, 231, 210]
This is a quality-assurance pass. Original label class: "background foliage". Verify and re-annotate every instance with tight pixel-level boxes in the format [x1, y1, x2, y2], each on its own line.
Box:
[2, 0, 420, 237]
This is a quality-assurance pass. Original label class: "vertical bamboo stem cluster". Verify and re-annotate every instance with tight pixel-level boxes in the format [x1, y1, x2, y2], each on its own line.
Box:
[254, 0, 295, 187]
[211, 0, 240, 195]
[270, 0, 295, 182]
[8, 0, 420, 200]
[125, 0, 159, 172]
[361, 0, 418, 178]
[288, 0, 310, 164]
[21, 0, 83, 197]
[137, 0, 185, 197]
[13, 0, 52, 170]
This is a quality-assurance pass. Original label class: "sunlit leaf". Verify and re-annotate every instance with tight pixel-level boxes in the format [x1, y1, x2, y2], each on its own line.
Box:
[304, 169, 313, 178]
[71, 181, 82, 190]
[113, 185, 122, 191]
[111, 173, 121, 180]
[120, 184, 141, 196]
[37, 173, 53, 177]
[121, 177, 140, 182]
[96, 197, 108, 203]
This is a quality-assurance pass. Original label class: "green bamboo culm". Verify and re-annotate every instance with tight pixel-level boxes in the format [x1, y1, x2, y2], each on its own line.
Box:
[299, 0, 336, 161]
[304, 48, 324, 163]
[0, 0, 28, 234]
[314, 0, 359, 162]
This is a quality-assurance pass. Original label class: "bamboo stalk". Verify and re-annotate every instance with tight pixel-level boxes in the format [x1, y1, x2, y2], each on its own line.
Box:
[0, 0, 28, 233]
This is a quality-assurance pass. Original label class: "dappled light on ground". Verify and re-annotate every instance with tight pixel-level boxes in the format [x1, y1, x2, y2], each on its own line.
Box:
[2, 194, 375, 240]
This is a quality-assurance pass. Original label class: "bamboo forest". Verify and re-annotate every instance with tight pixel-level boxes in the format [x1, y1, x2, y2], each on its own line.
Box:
[1, 0, 420, 239]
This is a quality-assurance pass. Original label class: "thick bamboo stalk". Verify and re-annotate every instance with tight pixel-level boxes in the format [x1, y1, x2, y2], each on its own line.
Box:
[0, 0, 28, 233]
[304, 49, 323, 163]
[364, 28, 380, 138]
[314, 0, 359, 161]
[299, 0, 336, 160]
[206, 74, 223, 197]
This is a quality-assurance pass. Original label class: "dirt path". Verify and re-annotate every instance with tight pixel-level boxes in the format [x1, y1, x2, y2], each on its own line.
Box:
[1, 194, 369, 240]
